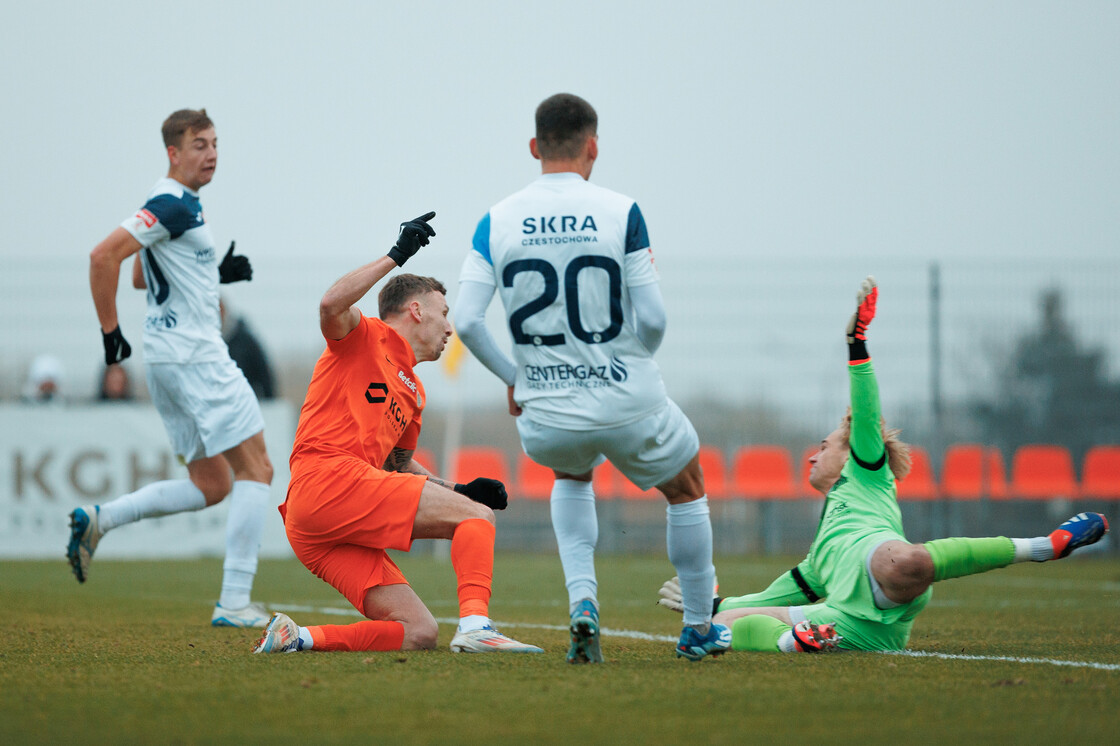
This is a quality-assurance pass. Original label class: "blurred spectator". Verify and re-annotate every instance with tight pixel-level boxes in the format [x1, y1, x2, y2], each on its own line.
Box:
[22, 354, 65, 403]
[97, 363, 134, 401]
[220, 297, 276, 400]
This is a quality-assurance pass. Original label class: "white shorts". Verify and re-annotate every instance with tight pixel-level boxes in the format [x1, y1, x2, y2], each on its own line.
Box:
[516, 399, 699, 490]
[146, 359, 265, 463]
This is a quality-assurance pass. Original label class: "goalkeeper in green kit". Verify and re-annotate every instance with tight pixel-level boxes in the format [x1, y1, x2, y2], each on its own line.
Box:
[659, 276, 1109, 653]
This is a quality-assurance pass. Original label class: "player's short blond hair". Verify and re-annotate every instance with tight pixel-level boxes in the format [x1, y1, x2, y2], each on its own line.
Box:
[378, 274, 446, 319]
[162, 108, 214, 148]
[836, 409, 913, 482]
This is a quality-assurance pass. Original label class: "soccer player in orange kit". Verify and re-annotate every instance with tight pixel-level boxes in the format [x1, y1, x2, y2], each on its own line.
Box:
[254, 212, 542, 655]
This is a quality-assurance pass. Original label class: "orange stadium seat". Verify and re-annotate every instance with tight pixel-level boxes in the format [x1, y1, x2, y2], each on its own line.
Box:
[941, 444, 983, 500]
[985, 448, 1012, 499]
[941, 444, 1009, 501]
[515, 453, 554, 500]
[1081, 445, 1120, 500]
[697, 445, 729, 499]
[984, 448, 1010, 500]
[1010, 444, 1078, 500]
[896, 447, 938, 501]
[515, 449, 728, 501]
[451, 446, 510, 486]
[732, 446, 797, 499]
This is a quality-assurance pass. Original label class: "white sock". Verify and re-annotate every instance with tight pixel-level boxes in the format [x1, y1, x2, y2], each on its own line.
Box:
[1012, 536, 1054, 563]
[457, 615, 490, 633]
[219, 481, 269, 609]
[550, 479, 598, 608]
[98, 479, 207, 533]
[297, 627, 314, 651]
[667, 497, 716, 627]
[777, 629, 797, 653]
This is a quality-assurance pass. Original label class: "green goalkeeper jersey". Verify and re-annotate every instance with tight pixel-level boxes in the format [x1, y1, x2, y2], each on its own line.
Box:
[804, 360, 931, 628]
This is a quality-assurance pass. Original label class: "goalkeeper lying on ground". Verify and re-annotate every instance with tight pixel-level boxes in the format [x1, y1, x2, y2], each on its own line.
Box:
[659, 276, 1109, 653]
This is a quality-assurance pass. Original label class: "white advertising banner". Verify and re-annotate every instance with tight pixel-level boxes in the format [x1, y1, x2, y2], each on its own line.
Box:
[0, 402, 296, 559]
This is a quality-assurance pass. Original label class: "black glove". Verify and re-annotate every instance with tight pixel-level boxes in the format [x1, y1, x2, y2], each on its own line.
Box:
[102, 325, 131, 365]
[454, 477, 508, 511]
[387, 211, 436, 266]
[218, 241, 252, 283]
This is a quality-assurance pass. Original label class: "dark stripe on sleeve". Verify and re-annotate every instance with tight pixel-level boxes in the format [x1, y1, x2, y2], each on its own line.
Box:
[625, 202, 650, 254]
[142, 193, 197, 239]
[851, 448, 887, 472]
[790, 566, 821, 603]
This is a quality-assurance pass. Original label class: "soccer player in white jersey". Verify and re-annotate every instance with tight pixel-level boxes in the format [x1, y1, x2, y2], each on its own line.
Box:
[455, 93, 731, 662]
[69, 108, 274, 628]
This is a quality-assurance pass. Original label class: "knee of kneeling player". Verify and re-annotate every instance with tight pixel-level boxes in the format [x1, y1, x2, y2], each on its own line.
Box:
[462, 503, 496, 526]
[402, 619, 439, 651]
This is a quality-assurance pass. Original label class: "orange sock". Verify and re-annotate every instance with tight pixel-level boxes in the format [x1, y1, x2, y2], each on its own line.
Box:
[451, 518, 494, 618]
[306, 621, 405, 651]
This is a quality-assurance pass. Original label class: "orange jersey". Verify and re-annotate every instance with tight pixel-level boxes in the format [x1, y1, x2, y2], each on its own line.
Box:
[290, 315, 426, 479]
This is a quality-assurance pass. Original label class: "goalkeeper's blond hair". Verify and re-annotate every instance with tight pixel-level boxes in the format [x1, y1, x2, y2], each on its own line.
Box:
[836, 409, 913, 482]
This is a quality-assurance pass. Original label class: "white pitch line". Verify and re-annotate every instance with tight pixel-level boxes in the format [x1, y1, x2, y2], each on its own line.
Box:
[880, 649, 1120, 671]
[272, 602, 1120, 670]
[275, 603, 677, 642]
[429, 618, 678, 643]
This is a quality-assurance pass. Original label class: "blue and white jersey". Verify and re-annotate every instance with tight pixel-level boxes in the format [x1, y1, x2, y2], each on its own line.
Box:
[120, 177, 228, 364]
[460, 173, 666, 429]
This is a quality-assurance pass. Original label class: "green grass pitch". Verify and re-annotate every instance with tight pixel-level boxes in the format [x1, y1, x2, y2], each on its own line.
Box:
[3, 552, 1117, 744]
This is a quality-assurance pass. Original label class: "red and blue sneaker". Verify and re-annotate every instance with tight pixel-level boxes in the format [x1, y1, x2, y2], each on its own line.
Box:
[1049, 512, 1109, 559]
[791, 621, 843, 653]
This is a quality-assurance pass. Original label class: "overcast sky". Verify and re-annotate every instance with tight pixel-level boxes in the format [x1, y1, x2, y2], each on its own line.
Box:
[2, 1, 1117, 420]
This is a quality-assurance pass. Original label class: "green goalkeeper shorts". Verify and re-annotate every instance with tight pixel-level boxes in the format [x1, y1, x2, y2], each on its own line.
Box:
[797, 531, 932, 651]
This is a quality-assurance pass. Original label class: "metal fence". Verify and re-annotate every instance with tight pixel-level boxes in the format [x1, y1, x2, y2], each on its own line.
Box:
[3, 256, 1117, 555]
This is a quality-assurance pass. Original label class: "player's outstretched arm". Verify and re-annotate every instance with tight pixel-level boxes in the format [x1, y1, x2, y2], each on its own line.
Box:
[846, 276, 885, 465]
[384, 446, 508, 510]
[90, 227, 143, 363]
[320, 212, 436, 340]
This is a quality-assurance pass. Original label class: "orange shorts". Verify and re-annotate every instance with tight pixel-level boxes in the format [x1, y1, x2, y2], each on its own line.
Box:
[282, 455, 427, 615]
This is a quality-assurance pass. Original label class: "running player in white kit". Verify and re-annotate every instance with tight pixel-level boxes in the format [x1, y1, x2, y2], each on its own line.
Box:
[70, 108, 274, 628]
[455, 93, 730, 662]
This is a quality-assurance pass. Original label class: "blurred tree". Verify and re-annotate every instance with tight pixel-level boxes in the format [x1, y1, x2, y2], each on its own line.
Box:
[972, 288, 1120, 461]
